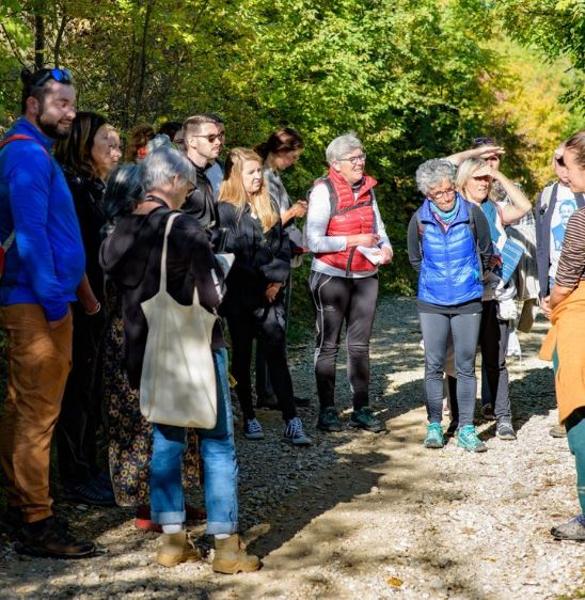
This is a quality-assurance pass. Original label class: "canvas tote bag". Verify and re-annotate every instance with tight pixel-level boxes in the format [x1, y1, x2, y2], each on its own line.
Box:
[140, 212, 218, 428]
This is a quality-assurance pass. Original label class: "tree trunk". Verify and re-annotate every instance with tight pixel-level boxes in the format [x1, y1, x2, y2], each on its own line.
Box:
[34, 13, 45, 69]
[54, 15, 68, 67]
[32, 0, 47, 69]
[133, 0, 155, 123]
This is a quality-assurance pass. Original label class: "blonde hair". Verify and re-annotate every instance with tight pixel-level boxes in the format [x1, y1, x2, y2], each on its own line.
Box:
[219, 147, 279, 232]
[456, 158, 490, 197]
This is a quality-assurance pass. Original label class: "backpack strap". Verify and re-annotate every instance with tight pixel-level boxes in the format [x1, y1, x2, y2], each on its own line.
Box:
[467, 201, 477, 239]
[307, 176, 339, 215]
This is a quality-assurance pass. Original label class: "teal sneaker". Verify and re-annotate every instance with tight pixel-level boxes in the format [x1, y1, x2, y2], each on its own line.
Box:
[424, 423, 444, 449]
[457, 425, 487, 453]
[349, 407, 386, 433]
[317, 407, 343, 432]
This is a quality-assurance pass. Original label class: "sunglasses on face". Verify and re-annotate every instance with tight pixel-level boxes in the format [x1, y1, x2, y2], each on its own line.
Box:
[192, 133, 225, 143]
[33, 68, 73, 88]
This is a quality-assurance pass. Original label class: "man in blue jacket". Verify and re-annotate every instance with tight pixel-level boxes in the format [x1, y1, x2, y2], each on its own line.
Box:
[0, 67, 95, 558]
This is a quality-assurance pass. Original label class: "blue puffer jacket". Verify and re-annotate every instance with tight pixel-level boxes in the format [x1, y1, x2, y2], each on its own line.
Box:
[417, 197, 483, 306]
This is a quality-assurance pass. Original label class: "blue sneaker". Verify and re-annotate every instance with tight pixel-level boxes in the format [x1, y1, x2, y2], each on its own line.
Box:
[284, 417, 312, 446]
[243, 418, 264, 440]
[457, 425, 487, 453]
[424, 423, 444, 449]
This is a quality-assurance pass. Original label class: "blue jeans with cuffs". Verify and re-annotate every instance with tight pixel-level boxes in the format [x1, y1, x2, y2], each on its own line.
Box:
[150, 348, 239, 534]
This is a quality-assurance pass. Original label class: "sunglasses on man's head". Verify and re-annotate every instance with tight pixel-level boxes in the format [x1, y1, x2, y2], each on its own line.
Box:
[192, 133, 225, 143]
[33, 68, 73, 88]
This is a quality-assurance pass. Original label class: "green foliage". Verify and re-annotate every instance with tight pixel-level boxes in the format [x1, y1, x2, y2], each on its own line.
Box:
[496, 0, 585, 111]
[0, 0, 582, 295]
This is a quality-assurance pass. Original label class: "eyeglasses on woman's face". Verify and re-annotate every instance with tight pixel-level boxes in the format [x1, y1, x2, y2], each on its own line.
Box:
[429, 187, 455, 200]
[338, 153, 366, 165]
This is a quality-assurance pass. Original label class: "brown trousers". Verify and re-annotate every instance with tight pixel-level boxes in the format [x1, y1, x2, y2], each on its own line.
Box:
[0, 304, 72, 523]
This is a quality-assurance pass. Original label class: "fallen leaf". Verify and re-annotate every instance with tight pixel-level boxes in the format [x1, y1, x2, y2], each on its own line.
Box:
[387, 576, 403, 588]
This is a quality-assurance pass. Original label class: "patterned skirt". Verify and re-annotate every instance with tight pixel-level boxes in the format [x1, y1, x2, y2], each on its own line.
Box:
[103, 312, 200, 507]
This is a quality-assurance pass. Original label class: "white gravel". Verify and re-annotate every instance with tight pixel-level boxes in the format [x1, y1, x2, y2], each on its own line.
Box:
[1, 296, 584, 600]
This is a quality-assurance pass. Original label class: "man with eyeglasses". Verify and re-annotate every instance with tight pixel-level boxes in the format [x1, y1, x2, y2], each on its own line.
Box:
[181, 113, 225, 235]
[202, 113, 226, 199]
[0, 67, 95, 558]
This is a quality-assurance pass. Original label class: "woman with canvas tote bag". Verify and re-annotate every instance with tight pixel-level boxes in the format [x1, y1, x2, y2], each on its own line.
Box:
[100, 139, 259, 573]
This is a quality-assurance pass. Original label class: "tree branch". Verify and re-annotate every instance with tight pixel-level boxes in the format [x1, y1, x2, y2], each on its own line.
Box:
[0, 23, 28, 67]
[54, 14, 69, 67]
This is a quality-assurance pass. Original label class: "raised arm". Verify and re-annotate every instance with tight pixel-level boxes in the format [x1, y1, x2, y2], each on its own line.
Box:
[446, 145, 505, 167]
[491, 170, 532, 225]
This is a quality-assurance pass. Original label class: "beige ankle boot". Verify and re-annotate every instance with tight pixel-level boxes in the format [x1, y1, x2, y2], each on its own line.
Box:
[156, 531, 200, 567]
[212, 534, 261, 574]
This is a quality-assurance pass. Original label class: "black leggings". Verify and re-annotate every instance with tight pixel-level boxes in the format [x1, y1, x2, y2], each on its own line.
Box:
[479, 300, 511, 419]
[226, 300, 297, 422]
[309, 271, 378, 410]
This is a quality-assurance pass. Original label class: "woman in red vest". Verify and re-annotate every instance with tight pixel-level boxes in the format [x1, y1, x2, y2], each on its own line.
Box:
[306, 133, 393, 433]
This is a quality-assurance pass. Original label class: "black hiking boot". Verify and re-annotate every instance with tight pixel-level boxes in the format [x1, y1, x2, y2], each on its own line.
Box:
[16, 516, 96, 559]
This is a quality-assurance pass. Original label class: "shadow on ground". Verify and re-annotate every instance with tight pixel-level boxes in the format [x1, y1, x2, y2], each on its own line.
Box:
[0, 298, 559, 599]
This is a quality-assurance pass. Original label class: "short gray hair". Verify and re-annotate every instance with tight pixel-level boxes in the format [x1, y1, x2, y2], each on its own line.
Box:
[415, 159, 456, 195]
[325, 133, 363, 164]
[141, 135, 196, 191]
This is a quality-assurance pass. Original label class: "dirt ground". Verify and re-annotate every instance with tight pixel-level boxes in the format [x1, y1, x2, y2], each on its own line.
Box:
[1, 297, 584, 599]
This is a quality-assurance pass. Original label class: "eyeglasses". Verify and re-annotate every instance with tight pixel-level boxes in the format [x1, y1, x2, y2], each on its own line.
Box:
[429, 188, 456, 200]
[192, 133, 225, 143]
[32, 68, 73, 88]
[338, 153, 366, 165]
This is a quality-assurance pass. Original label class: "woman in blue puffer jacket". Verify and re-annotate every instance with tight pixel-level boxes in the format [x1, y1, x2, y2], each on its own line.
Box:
[408, 159, 494, 452]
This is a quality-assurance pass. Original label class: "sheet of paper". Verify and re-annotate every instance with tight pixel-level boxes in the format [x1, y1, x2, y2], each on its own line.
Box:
[356, 246, 382, 265]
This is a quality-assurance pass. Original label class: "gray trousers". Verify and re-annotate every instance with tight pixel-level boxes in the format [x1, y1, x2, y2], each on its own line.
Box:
[419, 311, 482, 427]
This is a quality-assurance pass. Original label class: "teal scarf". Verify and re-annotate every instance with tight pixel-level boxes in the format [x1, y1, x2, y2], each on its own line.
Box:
[430, 196, 460, 225]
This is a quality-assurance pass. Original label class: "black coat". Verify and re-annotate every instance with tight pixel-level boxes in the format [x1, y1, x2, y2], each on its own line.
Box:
[181, 161, 219, 231]
[100, 207, 224, 388]
[218, 202, 291, 313]
[64, 168, 106, 302]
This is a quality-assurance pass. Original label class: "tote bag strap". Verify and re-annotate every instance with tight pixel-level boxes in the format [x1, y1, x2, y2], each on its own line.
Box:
[159, 212, 181, 293]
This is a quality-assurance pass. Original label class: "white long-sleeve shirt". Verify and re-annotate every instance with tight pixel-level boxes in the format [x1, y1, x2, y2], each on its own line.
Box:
[306, 181, 392, 278]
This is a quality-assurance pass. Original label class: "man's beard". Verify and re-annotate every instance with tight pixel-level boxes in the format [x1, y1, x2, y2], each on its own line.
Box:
[36, 113, 71, 140]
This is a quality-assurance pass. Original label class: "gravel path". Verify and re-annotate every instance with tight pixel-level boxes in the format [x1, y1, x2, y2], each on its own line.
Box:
[1, 296, 584, 599]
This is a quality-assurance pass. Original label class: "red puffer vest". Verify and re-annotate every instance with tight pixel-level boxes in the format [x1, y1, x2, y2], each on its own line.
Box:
[315, 167, 377, 275]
